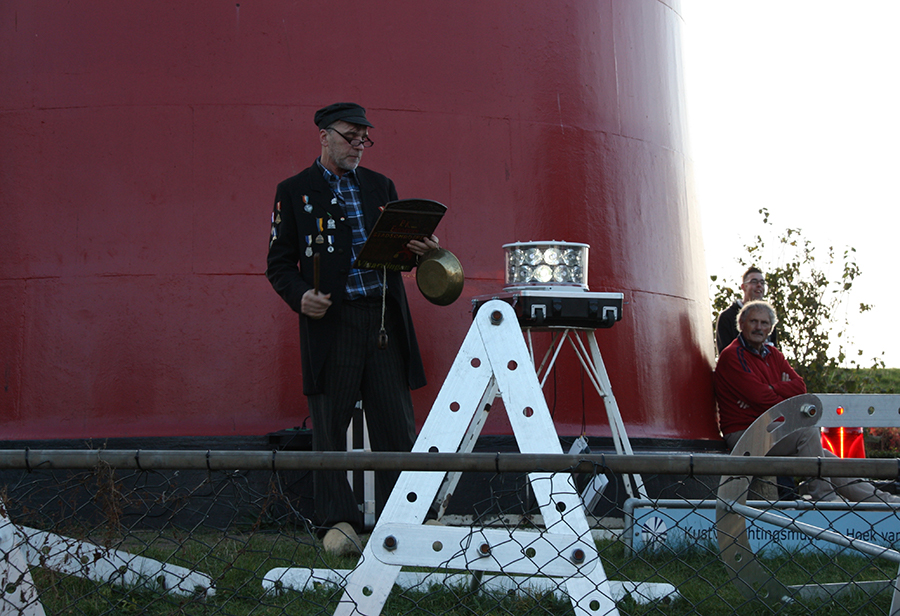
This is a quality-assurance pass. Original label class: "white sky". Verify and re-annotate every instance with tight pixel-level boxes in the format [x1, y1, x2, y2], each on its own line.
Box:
[682, 2, 900, 368]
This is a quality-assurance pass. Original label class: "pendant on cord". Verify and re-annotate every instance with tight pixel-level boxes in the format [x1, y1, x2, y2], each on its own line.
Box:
[377, 266, 389, 350]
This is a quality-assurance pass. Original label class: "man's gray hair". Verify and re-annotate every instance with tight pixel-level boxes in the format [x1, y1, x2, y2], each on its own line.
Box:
[737, 300, 778, 328]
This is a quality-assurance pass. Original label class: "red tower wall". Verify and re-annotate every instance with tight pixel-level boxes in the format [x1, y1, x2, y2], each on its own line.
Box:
[0, 0, 718, 441]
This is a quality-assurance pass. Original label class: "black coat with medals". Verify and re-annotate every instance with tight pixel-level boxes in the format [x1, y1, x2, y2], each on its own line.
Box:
[266, 161, 427, 396]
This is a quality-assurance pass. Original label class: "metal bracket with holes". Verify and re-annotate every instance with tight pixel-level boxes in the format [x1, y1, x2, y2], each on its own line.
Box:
[717, 393, 900, 610]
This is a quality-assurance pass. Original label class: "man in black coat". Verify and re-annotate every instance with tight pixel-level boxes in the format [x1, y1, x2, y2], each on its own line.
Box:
[715, 266, 778, 354]
[266, 103, 437, 555]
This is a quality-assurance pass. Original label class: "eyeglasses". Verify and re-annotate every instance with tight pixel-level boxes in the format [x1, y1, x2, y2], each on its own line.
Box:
[327, 127, 374, 148]
[744, 278, 767, 287]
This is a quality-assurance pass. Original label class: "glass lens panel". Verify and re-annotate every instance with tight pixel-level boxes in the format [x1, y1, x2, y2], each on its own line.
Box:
[525, 248, 544, 266]
[562, 249, 580, 267]
[553, 265, 570, 282]
[533, 264, 552, 283]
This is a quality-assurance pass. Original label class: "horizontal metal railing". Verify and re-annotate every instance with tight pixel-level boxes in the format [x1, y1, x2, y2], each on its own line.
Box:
[1, 449, 898, 477]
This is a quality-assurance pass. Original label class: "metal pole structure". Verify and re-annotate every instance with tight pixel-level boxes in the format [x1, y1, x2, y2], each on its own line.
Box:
[526, 327, 646, 500]
[728, 501, 900, 563]
[1, 449, 899, 478]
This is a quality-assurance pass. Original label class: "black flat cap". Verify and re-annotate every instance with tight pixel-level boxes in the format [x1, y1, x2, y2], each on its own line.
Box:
[314, 102, 373, 129]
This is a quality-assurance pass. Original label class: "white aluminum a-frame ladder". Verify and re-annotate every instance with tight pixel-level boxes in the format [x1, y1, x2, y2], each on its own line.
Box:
[332, 299, 622, 616]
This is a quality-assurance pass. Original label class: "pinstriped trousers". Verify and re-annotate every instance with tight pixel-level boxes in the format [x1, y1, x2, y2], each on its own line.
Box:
[307, 297, 417, 532]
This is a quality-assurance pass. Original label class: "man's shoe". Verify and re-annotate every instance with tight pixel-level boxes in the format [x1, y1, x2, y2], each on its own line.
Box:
[323, 522, 362, 557]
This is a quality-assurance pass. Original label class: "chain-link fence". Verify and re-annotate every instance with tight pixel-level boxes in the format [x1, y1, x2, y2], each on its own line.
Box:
[1, 449, 899, 615]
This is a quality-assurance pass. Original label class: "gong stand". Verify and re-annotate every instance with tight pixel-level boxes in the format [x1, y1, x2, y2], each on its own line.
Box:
[331, 299, 621, 616]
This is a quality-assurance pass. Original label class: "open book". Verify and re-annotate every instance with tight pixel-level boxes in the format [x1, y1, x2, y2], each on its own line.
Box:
[355, 199, 446, 271]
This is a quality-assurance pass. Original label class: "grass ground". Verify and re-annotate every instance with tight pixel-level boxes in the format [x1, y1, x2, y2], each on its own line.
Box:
[28, 529, 897, 615]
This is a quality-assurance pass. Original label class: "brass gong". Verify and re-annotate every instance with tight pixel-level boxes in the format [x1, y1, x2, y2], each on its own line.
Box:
[416, 248, 464, 306]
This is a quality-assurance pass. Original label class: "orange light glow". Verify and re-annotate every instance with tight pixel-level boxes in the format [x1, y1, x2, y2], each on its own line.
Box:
[821, 426, 866, 458]
[836, 406, 844, 415]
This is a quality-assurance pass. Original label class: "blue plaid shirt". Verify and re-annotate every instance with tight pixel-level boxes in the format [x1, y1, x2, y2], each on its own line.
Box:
[319, 161, 383, 300]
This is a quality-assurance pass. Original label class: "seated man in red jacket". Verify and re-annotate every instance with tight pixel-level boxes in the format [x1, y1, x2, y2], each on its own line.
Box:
[715, 300, 897, 502]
